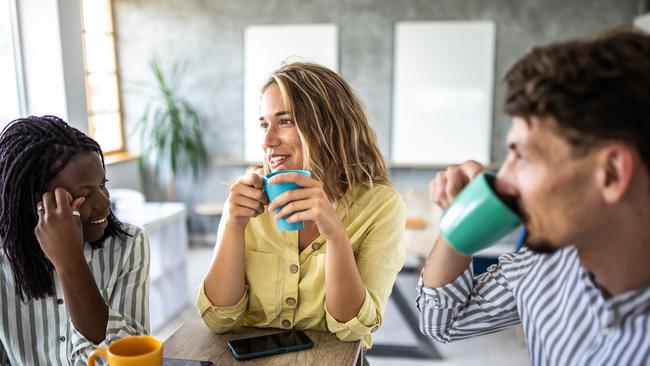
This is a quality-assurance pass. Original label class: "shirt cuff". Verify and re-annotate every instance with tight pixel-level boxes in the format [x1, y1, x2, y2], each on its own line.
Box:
[325, 288, 379, 337]
[196, 281, 248, 331]
[69, 307, 146, 364]
[417, 265, 474, 310]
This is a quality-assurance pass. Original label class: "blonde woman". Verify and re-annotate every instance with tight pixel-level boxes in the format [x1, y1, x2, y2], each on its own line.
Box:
[197, 63, 405, 354]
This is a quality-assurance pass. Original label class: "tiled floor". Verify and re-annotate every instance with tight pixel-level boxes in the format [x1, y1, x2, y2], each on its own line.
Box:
[155, 247, 531, 366]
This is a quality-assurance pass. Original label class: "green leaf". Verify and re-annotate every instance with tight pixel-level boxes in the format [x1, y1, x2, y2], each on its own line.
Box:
[132, 56, 209, 186]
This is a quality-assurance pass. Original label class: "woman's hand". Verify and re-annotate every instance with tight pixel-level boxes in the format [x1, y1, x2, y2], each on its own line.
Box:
[35, 188, 86, 270]
[266, 172, 346, 241]
[429, 160, 485, 210]
[224, 173, 268, 227]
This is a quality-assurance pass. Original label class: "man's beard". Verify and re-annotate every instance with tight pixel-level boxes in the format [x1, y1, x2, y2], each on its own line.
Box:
[515, 203, 559, 254]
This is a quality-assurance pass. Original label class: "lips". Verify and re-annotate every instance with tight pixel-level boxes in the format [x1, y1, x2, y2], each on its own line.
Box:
[88, 213, 109, 225]
[268, 154, 290, 170]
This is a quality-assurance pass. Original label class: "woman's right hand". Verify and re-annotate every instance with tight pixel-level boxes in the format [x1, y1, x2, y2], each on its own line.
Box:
[224, 173, 269, 226]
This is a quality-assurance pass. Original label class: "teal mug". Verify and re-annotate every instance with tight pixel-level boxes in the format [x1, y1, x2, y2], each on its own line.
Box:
[263, 170, 312, 231]
[439, 172, 522, 255]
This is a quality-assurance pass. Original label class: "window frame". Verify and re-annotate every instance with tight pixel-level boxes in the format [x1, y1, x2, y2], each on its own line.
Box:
[0, 0, 27, 126]
[79, 0, 126, 155]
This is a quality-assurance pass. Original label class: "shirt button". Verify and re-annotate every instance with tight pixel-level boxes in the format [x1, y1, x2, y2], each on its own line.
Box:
[286, 297, 296, 306]
[282, 319, 291, 328]
[312, 243, 321, 250]
[371, 326, 379, 333]
[289, 264, 299, 273]
[59, 336, 66, 342]
[57, 298, 64, 305]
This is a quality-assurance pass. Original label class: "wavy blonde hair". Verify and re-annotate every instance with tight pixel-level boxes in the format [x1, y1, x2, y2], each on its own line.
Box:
[260, 62, 389, 203]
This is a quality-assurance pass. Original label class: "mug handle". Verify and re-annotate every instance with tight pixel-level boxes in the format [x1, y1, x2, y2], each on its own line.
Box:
[87, 348, 108, 366]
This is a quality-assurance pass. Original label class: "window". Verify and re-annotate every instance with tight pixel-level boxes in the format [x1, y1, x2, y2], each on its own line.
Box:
[0, 0, 23, 129]
[80, 0, 124, 153]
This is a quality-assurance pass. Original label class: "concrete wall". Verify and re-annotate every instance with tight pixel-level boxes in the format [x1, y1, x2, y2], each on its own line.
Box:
[111, 0, 640, 237]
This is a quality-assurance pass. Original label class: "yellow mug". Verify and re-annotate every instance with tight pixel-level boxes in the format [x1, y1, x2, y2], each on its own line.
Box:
[87, 335, 163, 366]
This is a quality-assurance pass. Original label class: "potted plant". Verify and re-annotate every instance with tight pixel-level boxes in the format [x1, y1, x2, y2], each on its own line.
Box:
[134, 57, 208, 200]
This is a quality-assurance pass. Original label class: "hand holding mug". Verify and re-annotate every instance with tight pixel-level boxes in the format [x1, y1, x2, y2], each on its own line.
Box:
[266, 171, 345, 240]
[434, 161, 522, 255]
[429, 160, 485, 210]
[224, 173, 269, 227]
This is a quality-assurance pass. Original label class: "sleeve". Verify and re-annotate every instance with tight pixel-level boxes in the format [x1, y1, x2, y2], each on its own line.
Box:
[196, 281, 248, 333]
[69, 228, 151, 365]
[325, 189, 406, 345]
[0, 341, 8, 366]
[416, 249, 533, 343]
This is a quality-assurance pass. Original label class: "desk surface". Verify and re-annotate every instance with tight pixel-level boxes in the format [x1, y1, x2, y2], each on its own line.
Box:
[164, 322, 361, 365]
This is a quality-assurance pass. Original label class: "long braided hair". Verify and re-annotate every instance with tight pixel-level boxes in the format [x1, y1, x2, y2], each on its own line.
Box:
[0, 115, 128, 301]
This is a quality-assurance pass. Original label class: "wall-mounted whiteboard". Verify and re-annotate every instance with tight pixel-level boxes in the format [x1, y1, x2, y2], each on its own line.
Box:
[635, 13, 650, 32]
[391, 21, 495, 165]
[244, 24, 338, 162]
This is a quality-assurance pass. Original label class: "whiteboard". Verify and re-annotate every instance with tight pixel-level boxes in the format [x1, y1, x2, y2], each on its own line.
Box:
[244, 24, 338, 162]
[635, 13, 650, 32]
[391, 21, 495, 165]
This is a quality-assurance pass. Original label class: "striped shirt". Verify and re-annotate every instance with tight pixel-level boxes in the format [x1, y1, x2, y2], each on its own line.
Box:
[0, 223, 150, 366]
[417, 247, 650, 365]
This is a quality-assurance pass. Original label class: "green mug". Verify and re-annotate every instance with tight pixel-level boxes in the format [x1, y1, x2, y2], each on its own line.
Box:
[439, 172, 522, 255]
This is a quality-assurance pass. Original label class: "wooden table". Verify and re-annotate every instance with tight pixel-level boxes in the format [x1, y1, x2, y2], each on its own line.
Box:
[164, 322, 361, 365]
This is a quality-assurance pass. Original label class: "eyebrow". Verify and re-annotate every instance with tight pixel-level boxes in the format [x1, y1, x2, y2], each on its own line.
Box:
[258, 111, 291, 121]
[509, 141, 539, 157]
[71, 176, 106, 194]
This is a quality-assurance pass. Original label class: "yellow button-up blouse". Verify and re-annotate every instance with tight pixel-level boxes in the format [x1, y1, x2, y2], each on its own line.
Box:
[197, 184, 406, 349]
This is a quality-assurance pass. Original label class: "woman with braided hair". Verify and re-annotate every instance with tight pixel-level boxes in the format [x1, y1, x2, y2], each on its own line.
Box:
[0, 116, 150, 365]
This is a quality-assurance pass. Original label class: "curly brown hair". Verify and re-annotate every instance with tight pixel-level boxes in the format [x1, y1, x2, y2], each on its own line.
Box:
[504, 28, 650, 169]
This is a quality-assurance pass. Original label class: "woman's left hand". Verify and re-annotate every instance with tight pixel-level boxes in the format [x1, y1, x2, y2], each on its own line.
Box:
[266, 172, 346, 241]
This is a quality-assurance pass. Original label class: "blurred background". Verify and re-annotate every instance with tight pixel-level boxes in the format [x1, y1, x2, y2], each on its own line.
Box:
[1, 1, 648, 364]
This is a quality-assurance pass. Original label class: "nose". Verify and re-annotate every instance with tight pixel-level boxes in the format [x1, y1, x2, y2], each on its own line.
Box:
[262, 125, 280, 149]
[93, 189, 111, 213]
[494, 159, 519, 198]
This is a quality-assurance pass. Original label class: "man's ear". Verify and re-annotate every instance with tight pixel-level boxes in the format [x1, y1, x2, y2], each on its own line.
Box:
[596, 144, 635, 204]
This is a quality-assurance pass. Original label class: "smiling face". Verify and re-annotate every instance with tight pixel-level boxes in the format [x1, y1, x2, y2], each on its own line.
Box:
[259, 83, 304, 172]
[495, 116, 604, 253]
[47, 151, 111, 243]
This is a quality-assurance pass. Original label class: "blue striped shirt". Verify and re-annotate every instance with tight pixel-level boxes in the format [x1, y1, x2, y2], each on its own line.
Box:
[0, 223, 150, 366]
[417, 247, 650, 365]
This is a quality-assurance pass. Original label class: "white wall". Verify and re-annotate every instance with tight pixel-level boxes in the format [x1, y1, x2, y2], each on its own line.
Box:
[16, 0, 87, 133]
[106, 159, 142, 192]
[57, 0, 88, 132]
[635, 13, 650, 32]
